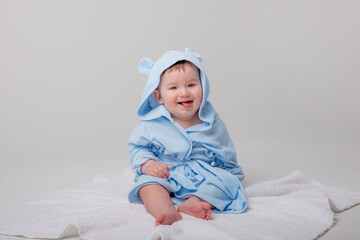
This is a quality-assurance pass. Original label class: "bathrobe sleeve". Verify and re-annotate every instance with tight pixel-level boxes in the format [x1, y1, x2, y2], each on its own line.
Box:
[213, 140, 244, 180]
[215, 123, 244, 180]
[128, 122, 160, 176]
[192, 113, 244, 180]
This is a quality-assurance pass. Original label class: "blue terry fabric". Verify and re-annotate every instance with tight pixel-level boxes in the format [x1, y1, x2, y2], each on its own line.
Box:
[128, 48, 247, 213]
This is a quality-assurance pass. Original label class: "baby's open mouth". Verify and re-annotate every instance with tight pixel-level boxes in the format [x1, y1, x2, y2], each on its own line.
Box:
[178, 100, 193, 108]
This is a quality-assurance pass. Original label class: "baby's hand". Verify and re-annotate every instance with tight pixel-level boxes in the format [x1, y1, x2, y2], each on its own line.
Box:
[141, 159, 172, 178]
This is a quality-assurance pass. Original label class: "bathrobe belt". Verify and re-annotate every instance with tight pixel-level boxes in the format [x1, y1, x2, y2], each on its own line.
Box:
[156, 153, 238, 198]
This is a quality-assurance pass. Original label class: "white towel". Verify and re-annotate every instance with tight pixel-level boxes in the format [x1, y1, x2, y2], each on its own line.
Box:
[0, 169, 359, 240]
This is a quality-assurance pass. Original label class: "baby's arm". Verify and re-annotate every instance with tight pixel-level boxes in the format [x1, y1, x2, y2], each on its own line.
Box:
[218, 151, 244, 180]
[141, 159, 172, 178]
[210, 115, 245, 180]
[129, 122, 171, 178]
[128, 123, 157, 175]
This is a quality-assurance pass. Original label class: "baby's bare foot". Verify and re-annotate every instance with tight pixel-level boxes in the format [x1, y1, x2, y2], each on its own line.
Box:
[155, 209, 182, 226]
[177, 197, 212, 220]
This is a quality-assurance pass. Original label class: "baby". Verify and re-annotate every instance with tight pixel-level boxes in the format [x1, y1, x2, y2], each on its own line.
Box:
[128, 48, 247, 226]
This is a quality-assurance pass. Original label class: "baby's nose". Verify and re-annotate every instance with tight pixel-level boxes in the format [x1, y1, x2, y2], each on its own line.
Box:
[180, 88, 190, 97]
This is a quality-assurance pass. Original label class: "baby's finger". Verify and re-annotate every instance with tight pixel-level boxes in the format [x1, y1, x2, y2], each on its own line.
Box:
[154, 169, 167, 179]
[155, 168, 168, 178]
[162, 169, 171, 178]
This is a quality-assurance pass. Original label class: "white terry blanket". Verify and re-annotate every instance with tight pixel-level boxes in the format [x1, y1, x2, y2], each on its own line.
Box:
[0, 169, 359, 240]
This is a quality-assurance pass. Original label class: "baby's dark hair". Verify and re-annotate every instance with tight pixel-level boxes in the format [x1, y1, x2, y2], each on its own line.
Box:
[166, 60, 190, 73]
[164, 60, 200, 76]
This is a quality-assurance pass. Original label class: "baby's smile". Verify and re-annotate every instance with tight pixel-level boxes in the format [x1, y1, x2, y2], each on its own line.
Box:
[178, 100, 193, 108]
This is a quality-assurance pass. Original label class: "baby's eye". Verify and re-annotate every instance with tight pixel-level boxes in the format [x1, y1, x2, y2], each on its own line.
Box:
[188, 83, 196, 87]
[169, 86, 177, 90]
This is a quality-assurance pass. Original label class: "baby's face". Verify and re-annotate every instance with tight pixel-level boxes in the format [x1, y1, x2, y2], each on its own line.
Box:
[153, 62, 202, 124]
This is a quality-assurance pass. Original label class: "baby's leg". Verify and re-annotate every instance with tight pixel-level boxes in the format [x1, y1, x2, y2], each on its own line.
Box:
[139, 184, 182, 226]
[177, 196, 212, 220]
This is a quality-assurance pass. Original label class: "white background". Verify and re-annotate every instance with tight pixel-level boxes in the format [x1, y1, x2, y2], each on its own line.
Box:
[0, 1, 359, 239]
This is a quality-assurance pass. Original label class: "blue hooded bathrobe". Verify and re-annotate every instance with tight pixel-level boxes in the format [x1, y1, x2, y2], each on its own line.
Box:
[128, 48, 247, 213]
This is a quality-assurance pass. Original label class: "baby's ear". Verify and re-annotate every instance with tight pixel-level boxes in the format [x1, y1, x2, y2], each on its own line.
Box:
[153, 90, 163, 104]
[185, 48, 202, 62]
[138, 57, 154, 76]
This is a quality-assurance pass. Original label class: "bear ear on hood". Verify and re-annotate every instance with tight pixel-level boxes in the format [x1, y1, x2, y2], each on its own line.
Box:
[185, 48, 202, 62]
[138, 57, 154, 76]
